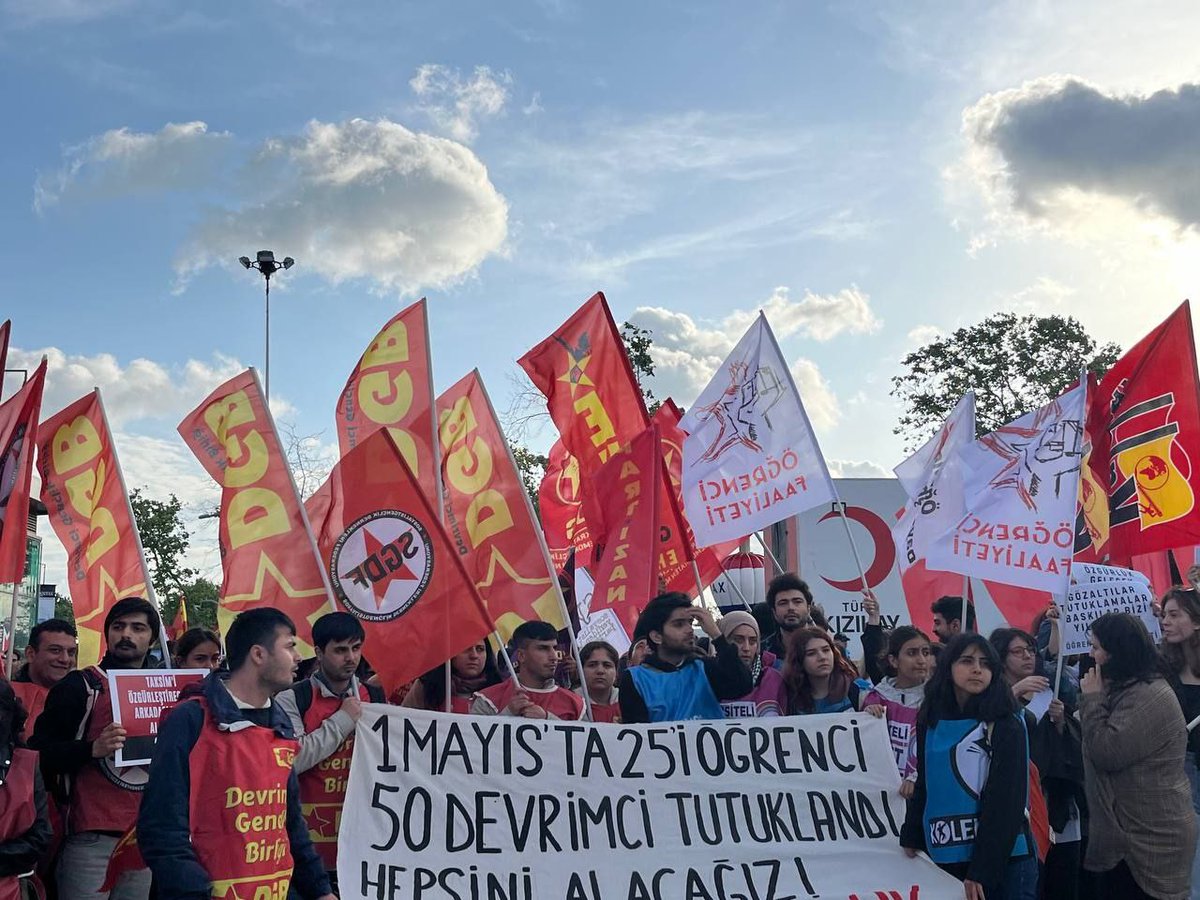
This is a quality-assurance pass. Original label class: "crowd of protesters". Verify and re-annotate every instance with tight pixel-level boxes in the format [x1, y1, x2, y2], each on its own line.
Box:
[0, 571, 1197, 900]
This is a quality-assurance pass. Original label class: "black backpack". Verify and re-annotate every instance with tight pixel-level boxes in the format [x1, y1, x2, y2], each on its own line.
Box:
[291, 678, 385, 718]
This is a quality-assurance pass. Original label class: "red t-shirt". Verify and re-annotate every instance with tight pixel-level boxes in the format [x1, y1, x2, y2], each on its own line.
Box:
[476, 680, 584, 720]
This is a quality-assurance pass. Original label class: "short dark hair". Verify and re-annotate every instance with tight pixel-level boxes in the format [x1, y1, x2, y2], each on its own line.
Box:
[1090, 612, 1161, 689]
[511, 620, 558, 650]
[28, 618, 77, 650]
[931, 595, 976, 630]
[633, 592, 692, 648]
[174, 627, 222, 665]
[767, 574, 811, 609]
[580, 641, 619, 666]
[225, 608, 295, 672]
[0, 679, 27, 748]
[105, 597, 158, 635]
[312, 611, 365, 650]
[920, 633, 1015, 726]
[988, 627, 1037, 662]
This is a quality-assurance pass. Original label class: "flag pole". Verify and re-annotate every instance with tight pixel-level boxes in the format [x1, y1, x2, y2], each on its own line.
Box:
[1188, 711, 1200, 733]
[715, 559, 755, 611]
[753, 531, 784, 576]
[690, 560, 706, 602]
[832, 501, 872, 595]
[97, 390, 170, 664]
[961, 575, 970, 636]
[4, 582, 18, 678]
[250, 368, 338, 615]
[475, 372, 593, 721]
[1056, 366, 1090, 699]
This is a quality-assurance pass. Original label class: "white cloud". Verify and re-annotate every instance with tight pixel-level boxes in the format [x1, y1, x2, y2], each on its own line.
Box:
[176, 118, 509, 296]
[627, 286, 879, 429]
[906, 324, 943, 347]
[409, 64, 511, 143]
[2, 0, 136, 26]
[827, 459, 891, 478]
[34, 121, 232, 213]
[523, 92, 544, 116]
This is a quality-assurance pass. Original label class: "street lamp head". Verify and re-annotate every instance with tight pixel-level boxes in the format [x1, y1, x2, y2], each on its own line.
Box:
[282, 257, 295, 270]
[238, 256, 252, 269]
[256, 250, 276, 265]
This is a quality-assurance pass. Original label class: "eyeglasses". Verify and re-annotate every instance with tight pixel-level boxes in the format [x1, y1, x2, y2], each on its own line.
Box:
[1007, 646, 1036, 657]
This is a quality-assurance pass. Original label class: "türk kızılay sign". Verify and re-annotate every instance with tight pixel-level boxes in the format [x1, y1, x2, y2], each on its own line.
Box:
[339, 708, 964, 899]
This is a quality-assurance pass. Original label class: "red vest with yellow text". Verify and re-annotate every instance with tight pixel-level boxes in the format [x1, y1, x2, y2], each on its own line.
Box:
[0, 749, 37, 900]
[478, 680, 584, 720]
[298, 681, 373, 870]
[187, 697, 298, 899]
[70, 667, 145, 835]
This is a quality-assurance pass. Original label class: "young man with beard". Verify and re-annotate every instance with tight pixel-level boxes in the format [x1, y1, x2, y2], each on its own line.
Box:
[930, 595, 976, 644]
[12, 618, 78, 735]
[618, 593, 753, 723]
[276, 611, 384, 889]
[139, 607, 334, 900]
[471, 621, 584, 720]
[31, 597, 161, 900]
[761, 574, 814, 668]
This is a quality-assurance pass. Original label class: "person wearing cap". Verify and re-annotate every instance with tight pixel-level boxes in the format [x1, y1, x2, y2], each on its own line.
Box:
[30, 596, 162, 900]
[717, 610, 788, 718]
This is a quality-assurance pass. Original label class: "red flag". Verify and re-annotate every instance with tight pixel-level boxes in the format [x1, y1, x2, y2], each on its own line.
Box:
[538, 439, 593, 570]
[178, 370, 333, 651]
[588, 427, 662, 637]
[436, 370, 566, 639]
[168, 598, 189, 641]
[0, 321, 10, 393]
[101, 826, 145, 890]
[518, 293, 649, 477]
[1088, 301, 1200, 558]
[653, 400, 740, 595]
[336, 299, 440, 502]
[0, 359, 44, 583]
[39, 390, 152, 667]
[311, 428, 494, 695]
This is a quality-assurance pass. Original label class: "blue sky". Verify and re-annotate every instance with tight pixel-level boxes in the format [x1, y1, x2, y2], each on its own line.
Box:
[5, 0, 1200, 583]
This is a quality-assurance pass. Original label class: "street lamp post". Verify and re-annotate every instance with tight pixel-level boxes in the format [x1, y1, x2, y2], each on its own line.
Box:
[238, 250, 295, 403]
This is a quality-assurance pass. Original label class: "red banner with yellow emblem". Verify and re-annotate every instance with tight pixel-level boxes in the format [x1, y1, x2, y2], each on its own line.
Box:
[336, 298, 440, 502]
[38, 389, 152, 667]
[1087, 301, 1200, 560]
[539, 439, 593, 571]
[178, 369, 334, 650]
[588, 426, 662, 637]
[436, 370, 567, 640]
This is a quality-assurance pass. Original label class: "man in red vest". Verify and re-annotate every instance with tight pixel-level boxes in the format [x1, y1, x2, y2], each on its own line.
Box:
[30, 597, 159, 899]
[138, 607, 334, 900]
[276, 611, 383, 891]
[470, 620, 584, 720]
[12, 618, 77, 738]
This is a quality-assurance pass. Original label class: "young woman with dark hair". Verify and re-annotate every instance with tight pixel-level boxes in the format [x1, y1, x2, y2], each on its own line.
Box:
[0, 679, 52, 899]
[402, 640, 502, 713]
[173, 627, 223, 671]
[783, 627, 870, 715]
[860, 626, 931, 798]
[900, 633, 1037, 900]
[1081, 612, 1195, 900]
[1161, 586, 1200, 900]
[579, 641, 621, 723]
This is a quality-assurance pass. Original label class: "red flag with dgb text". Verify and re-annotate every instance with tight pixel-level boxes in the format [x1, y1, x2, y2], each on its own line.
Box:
[335, 298, 440, 503]
[1086, 301, 1200, 560]
[310, 428, 494, 695]
[518, 293, 649, 478]
[436, 370, 566, 640]
[0, 359, 45, 584]
[178, 369, 334, 651]
[588, 427, 662, 637]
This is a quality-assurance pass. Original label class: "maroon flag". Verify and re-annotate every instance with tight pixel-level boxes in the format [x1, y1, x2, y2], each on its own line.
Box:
[0, 359, 44, 582]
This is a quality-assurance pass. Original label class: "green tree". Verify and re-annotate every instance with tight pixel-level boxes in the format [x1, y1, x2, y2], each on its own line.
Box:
[891, 313, 1121, 449]
[129, 489, 198, 608]
[620, 321, 660, 414]
[53, 592, 74, 626]
[159, 577, 220, 632]
[510, 443, 549, 514]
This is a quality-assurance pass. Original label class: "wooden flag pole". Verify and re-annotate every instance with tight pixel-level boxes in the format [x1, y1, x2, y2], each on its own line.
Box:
[1188, 711, 1200, 733]
[961, 575, 970, 636]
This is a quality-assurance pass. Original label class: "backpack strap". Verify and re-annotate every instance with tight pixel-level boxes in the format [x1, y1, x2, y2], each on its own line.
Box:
[292, 679, 314, 719]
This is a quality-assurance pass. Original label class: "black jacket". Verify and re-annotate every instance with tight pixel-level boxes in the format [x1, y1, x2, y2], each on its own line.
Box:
[617, 636, 753, 723]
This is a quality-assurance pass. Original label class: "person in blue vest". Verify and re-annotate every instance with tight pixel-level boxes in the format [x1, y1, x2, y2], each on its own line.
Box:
[617, 593, 752, 723]
[900, 632, 1037, 900]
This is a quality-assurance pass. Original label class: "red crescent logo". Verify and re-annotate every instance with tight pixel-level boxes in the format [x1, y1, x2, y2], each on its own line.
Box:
[817, 505, 896, 591]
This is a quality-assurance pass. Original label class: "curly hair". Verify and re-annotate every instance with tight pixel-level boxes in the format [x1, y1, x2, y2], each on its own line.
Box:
[782, 626, 859, 714]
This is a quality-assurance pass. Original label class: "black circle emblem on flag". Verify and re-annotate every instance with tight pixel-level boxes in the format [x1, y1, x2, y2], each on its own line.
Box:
[330, 510, 433, 622]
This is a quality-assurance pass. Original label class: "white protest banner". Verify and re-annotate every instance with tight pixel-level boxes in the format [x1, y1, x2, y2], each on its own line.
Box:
[1062, 578, 1160, 654]
[927, 382, 1086, 592]
[577, 607, 631, 655]
[893, 392, 975, 574]
[1073, 562, 1152, 586]
[339, 707, 964, 900]
[679, 313, 837, 548]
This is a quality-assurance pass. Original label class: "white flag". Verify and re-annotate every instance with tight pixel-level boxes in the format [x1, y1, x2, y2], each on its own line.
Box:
[679, 313, 836, 547]
[892, 392, 975, 574]
[927, 382, 1086, 592]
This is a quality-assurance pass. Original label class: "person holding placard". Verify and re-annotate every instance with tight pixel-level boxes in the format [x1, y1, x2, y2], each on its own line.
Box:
[1160, 586, 1200, 900]
[900, 633, 1038, 900]
[402, 640, 502, 714]
[1081, 612, 1195, 900]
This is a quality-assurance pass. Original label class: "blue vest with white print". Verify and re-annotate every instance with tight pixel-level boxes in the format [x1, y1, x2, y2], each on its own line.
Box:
[629, 660, 725, 722]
